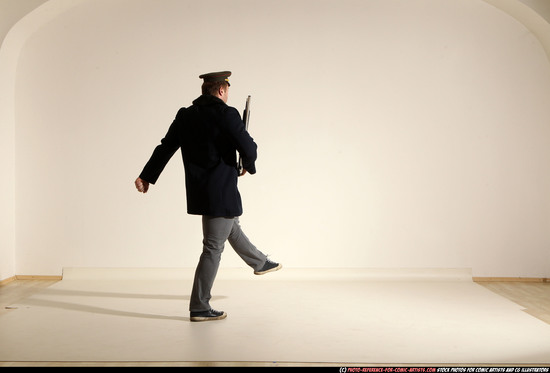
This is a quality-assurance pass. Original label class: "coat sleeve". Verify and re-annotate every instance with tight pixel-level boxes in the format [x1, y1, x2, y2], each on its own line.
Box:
[138, 109, 184, 184]
[220, 107, 258, 174]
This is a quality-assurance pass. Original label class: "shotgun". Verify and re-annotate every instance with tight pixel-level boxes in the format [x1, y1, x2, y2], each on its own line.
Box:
[237, 95, 251, 175]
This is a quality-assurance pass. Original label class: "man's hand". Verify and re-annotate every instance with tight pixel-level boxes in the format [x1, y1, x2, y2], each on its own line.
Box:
[135, 177, 150, 193]
[239, 169, 247, 177]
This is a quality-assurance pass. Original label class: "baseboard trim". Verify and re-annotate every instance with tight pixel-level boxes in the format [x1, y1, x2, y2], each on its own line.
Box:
[15, 275, 63, 281]
[0, 276, 16, 286]
[2, 273, 548, 284]
[1, 275, 63, 285]
[474, 277, 549, 283]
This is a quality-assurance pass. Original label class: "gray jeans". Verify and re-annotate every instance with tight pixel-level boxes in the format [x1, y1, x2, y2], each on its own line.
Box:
[189, 216, 268, 312]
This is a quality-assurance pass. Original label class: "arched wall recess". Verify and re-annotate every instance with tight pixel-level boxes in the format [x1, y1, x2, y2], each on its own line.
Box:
[0, 0, 87, 280]
[483, 0, 550, 63]
[0, 0, 550, 279]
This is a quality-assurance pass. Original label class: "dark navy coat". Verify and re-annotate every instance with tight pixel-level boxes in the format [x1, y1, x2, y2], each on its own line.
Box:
[139, 94, 257, 217]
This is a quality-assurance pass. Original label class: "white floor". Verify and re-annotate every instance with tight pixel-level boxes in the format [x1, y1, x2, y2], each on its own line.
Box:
[1, 268, 550, 365]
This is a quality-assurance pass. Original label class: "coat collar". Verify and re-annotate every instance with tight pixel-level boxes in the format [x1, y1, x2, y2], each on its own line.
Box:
[193, 94, 226, 106]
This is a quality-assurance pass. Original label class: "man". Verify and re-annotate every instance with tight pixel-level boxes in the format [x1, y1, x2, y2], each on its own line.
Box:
[135, 71, 281, 322]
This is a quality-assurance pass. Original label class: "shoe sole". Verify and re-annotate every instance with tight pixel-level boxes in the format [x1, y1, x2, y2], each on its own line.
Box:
[190, 312, 227, 322]
[254, 263, 282, 275]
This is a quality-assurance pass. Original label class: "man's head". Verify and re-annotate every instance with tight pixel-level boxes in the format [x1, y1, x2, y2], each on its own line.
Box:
[199, 71, 231, 103]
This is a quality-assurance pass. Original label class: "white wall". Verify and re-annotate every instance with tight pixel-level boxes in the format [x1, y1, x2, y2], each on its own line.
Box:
[0, 29, 15, 280]
[0, 0, 49, 280]
[4, 0, 550, 278]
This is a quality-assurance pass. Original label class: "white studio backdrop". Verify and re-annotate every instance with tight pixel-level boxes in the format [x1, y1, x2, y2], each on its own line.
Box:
[7, 0, 550, 277]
